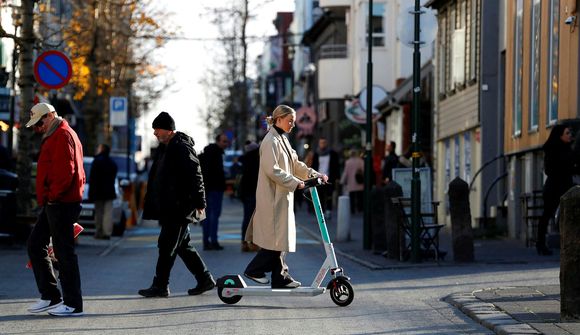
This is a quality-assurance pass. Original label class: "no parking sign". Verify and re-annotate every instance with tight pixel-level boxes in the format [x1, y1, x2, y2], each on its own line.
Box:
[33, 51, 72, 89]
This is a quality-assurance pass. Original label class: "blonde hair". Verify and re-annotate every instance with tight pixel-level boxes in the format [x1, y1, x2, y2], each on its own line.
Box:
[266, 105, 295, 127]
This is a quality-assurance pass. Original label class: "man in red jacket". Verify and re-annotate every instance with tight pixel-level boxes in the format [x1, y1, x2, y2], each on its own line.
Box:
[25, 103, 86, 317]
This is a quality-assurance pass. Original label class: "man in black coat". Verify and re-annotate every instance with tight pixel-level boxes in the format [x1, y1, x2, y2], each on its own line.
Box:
[239, 141, 260, 252]
[88, 144, 118, 239]
[312, 137, 340, 217]
[139, 112, 215, 298]
[199, 133, 229, 250]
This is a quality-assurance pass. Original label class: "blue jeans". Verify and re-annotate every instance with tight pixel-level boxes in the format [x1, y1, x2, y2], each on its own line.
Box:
[242, 196, 256, 241]
[202, 191, 223, 246]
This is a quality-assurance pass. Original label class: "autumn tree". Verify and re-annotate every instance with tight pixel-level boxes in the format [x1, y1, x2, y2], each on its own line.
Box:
[201, 0, 252, 147]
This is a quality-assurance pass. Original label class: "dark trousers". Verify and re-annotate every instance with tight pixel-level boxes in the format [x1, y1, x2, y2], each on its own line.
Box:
[318, 184, 334, 213]
[537, 179, 572, 248]
[349, 191, 363, 214]
[245, 248, 289, 284]
[241, 196, 256, 241]
[27, 203, 83, 310]
[155, 222, 209, 287]
[202, 191, 223, 246]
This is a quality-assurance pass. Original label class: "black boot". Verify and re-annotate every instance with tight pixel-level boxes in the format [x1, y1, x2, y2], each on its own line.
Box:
[188, 272, 216, 296]
[138, 277, 170, 298]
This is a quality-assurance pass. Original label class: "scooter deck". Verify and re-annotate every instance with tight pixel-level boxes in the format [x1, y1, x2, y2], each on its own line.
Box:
[221, 286, 326, 297]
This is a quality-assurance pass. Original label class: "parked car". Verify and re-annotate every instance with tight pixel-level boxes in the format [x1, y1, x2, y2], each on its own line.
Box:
[0, 169, 17, 236]
[223, 149, 242, 180]
[79, 157, 129, 237]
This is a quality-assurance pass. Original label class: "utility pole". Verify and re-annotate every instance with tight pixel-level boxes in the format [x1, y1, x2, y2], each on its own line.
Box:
[363, 0, 373, 250]
[410, 0, 423, 262]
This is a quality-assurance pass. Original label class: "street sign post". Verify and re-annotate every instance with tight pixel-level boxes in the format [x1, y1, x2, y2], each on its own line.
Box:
[33, 50, 73, 89]
[110, 96, 128, 126]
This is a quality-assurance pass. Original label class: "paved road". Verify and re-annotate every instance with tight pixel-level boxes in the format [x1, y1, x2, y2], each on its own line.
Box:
[0, 199, 560, 334]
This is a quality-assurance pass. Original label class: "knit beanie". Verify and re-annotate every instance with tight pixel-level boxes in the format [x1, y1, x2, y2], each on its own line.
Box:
[152, 112, 175, 131]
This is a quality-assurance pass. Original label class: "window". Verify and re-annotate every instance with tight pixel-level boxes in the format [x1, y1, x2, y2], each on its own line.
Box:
[513, 0, 523, 136]
[547, 0, 560, 125]
[529, 0, 541, 131]
[454, 136, 460, 178]
[438, 15, 447, 95]
[366, 3, 385, 47]
[464, 132, 471, 183]
[468, 0, 478, 81]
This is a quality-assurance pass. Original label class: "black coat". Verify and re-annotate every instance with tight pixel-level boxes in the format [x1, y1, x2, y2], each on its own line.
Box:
[200, 143, 226, 192]
[143, 132, 206, 224]
[88, 152, 118, 201]
[239, 148, 259, 199]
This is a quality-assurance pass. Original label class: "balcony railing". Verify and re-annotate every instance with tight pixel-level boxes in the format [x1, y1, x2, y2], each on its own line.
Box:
[320, 44, 348, 59]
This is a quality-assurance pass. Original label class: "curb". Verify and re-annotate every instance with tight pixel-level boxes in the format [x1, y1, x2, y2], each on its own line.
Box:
[445, 290, 541, 335]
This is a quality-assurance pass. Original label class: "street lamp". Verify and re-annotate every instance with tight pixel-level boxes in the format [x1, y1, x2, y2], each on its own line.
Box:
[7, 6, 22, 159]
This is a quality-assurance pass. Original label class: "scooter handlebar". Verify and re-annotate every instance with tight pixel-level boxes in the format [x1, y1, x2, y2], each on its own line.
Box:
[303, 177, 325, 189]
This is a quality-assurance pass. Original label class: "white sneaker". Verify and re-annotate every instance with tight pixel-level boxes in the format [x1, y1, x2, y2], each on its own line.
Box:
[47, 304, 84, 317]
[27, 299, 63, 314]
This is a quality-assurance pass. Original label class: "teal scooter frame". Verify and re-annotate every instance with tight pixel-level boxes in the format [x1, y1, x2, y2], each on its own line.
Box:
[216, 177, 354, 307]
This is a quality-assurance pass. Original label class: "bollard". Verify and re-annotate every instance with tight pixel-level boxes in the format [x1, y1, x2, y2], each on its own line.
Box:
[560, 186, 580, 321]
[336, 195, 351, 242]
[448, 177, 474, 262]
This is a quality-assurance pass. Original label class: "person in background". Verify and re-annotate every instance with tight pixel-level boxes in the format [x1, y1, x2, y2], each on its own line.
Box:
[88, 144, 118, 240]
[26, 103, 86, 317]
[139, 112, 215, 297]
[536, 124, 575, 256]
[341, 148, 365, 214]
[239, 141, 260, 252]
[0, 143, 14, 170]
[244, 105, 327, 289]
[312, 137, 340, 218]
[382, 141, 400, 184]
[199, 133, 229, 250]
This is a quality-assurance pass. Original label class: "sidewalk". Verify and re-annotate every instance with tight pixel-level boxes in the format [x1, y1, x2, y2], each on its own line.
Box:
[294, 205, 579, 335]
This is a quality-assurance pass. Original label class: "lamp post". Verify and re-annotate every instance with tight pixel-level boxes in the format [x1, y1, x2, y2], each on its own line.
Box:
[410, 0, 422, 262]
[8, 9, 21, 159]
[363, 0, 373, 250]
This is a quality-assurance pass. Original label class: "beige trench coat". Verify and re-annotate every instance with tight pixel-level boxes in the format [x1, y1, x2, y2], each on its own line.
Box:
[245, 127, 318, 252]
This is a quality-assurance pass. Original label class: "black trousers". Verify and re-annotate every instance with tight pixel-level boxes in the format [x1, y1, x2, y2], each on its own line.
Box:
[245, 248, 289, 284]
[537, 179, 572, 248]
[154, 222, 209, 287]
[27, 203, 83, 310]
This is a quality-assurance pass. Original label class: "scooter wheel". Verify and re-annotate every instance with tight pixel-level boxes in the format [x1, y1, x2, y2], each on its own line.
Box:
[218, 287, 242, 305]
[329, 277, 354, 307]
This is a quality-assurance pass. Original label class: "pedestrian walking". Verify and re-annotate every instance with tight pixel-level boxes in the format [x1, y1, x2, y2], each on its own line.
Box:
[199, 133, 229, 250]
[341, 148, 364, 214]
[244, 105, 328, 289]
[382, 141, 400, 183]
[537, 124, 575, 256]
[239, 141, 260, 252]
[25, 103, 86, 317]
[88, 144, 118, 240]
[139, 112, 215, 298]
[312, 137, 340, 218]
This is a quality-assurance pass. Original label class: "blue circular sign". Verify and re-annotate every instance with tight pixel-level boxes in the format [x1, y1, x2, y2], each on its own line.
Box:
[33, 50, 73, 89]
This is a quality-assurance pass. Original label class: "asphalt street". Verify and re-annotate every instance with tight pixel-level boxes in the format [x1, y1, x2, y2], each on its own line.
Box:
[0, 198, 561, 335]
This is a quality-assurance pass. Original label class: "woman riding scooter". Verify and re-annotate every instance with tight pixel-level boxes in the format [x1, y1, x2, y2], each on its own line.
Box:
[243, 105, 328, 289]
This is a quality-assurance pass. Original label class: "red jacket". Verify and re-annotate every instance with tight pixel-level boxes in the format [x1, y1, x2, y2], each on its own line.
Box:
[36, 120, 85, 206]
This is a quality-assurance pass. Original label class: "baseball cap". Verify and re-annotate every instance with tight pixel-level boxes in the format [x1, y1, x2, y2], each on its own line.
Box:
[26, 103, 56, 128]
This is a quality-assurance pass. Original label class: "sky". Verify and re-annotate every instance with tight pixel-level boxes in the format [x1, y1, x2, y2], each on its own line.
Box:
[141, 0, 295, 153]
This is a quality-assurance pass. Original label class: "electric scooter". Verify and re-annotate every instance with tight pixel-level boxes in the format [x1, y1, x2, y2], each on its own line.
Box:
[216, 177, 354, 307]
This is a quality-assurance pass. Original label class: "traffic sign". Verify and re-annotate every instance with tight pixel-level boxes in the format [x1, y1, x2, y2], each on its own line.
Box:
[110, 96, 128, 126]
[33, 50, 73, 89]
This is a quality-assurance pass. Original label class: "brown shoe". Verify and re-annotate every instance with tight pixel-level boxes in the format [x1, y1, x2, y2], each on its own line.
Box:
[241, 242, 250, 252]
